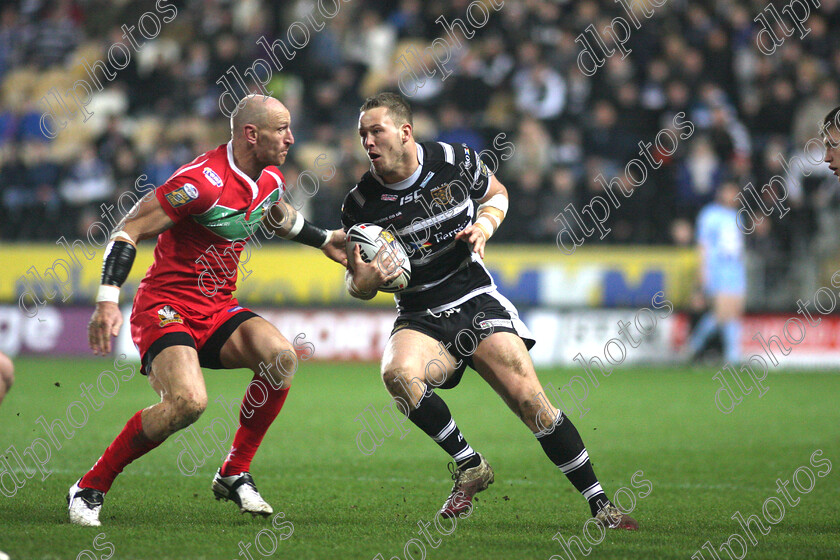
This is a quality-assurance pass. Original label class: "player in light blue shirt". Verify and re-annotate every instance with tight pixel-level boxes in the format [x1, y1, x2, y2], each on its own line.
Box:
[687, 181, 746, 363]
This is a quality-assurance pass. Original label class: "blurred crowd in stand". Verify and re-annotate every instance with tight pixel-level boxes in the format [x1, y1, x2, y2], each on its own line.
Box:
[2, 0, 839, 260]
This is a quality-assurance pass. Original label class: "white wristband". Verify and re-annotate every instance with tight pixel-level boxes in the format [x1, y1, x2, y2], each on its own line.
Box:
[475, 216, 496, 238]
[320, 229, 333, 248]
[96, 285, 120, 304]
[280, 212, 305, 239]
[109, 230, 135, 245]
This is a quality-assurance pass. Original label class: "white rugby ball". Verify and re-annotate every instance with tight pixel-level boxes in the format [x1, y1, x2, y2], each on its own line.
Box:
[346, 223, 411, 293]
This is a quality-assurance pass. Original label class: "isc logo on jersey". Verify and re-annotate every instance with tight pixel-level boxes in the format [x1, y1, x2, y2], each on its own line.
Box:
[399, 190, 419, 205]
[165, 183, 199, 207]
[203, 167, 223, 187]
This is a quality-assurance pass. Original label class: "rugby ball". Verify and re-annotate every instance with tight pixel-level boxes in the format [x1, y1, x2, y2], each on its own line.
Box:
[346, 223, 411, 293]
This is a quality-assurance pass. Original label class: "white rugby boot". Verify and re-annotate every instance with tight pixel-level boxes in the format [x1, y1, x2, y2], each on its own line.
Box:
[212, 469, 273, 517]
[67, 479, 104, 527]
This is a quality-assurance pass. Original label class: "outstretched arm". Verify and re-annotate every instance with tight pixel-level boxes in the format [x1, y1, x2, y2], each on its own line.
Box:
[89, 193, 174, 355]
[263, 200, 348, 267]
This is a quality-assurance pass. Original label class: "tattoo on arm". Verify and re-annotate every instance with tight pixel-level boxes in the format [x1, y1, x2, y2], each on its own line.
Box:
[263, 201, 297, 237]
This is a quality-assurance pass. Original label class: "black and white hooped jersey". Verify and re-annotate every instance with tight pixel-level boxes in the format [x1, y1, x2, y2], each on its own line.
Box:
[341, 141, 497, 315]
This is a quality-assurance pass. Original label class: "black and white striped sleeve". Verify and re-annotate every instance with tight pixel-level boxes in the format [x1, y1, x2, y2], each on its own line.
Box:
[450, 143, 492, 200]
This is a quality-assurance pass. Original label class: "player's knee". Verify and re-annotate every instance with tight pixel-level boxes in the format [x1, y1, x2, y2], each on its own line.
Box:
[257, 341, 297, 387]
[274, 347, 298, 384]
[1, 368, 13, 391]
[0, 353, 14, 388]
[168, 391, 207, 427]
[381, 365, 421, 400]
[488, 347, 529, 377]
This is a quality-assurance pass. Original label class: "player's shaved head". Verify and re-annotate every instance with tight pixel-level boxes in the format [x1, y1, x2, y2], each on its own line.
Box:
[229, 94, 294, 177]
[231, 95, 288, 139]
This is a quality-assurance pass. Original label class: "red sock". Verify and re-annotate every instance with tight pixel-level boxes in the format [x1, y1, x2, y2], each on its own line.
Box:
[220, 375, 289, 476]
[80, 410, 162, 492]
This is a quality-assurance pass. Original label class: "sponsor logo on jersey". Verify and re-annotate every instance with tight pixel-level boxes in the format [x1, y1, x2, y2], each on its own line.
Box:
[430, 183, 453, 206]
[479, 319, 513, 329]
[158, 305, 183, 327]
[399, 190, 420, 205]
[478, 160, 491, 177]
[432, 217, 469, 243]
[183, 183, 199, 199]
[392, 321, 410, 332]
[165, 185, 199, 208]
[408, 240, 433, 250]
[203, 167, 223, 187]
[381, 193, 398, 201]
[228, 305, 244, 313]
[419, 171, 435, 188]
[462, 145, 471, 167]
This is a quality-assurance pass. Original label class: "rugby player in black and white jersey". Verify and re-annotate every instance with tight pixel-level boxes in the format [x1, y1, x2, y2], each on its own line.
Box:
[341, 93, 638, 529]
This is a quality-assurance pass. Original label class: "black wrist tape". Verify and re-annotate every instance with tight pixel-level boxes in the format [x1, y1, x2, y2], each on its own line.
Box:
[295, 220, 329, 248]
[101, 240, 136, 287]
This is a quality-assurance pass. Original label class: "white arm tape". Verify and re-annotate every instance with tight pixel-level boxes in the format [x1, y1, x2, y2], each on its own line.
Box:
[280, 211, 305, 239]
[320, 229, 333, 248]
[96, 285, 120, 304]
[477, 193, 509, 217]
[475, 216, 497, 238]
[109, 230, 135, 245]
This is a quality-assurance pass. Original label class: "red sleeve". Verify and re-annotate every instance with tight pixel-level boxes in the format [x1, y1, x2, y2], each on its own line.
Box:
[155, 172, 220, 223]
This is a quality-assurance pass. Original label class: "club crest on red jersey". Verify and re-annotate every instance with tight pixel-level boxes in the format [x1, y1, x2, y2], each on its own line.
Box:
[203, 167, 223, 187]
[165, 184, 198, 208]
[158, 305, 183, 327]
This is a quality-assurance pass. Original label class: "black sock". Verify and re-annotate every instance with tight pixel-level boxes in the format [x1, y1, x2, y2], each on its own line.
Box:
[407, 391, 478, 467]
[536, 412, 608, 516]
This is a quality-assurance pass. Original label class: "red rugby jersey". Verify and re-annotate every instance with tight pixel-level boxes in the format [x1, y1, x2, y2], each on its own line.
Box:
[137, 142, 285, 315]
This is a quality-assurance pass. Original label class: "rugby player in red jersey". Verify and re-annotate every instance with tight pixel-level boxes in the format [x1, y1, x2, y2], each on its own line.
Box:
[68, 95, 347, 526]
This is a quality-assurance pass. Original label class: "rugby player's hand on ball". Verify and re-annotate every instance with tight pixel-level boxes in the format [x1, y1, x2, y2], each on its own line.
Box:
[322, 228, 349, 267]
[455, 223, 489, 259]
[349, 244, 405, 294]
[88, 302, 123, 356]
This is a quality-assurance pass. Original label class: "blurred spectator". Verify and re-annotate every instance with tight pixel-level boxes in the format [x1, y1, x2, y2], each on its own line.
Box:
[436, 104, 483, 150]
[144, 145, 179, 187]
[505, 117, 552, 180]
[60, 145, 115, 207]
[0, 6, 23, 80]
[583, 100, 636, 163]
[513, 59, 566, 122]
[675, 136, 725, 217]
[0, 146, 29, 239]
[25, 0, 82, 68]
[95, 116, 132, 164]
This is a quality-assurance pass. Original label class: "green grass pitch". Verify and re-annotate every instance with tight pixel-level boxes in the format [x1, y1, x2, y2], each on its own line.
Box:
[1, 357, 838, 559]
